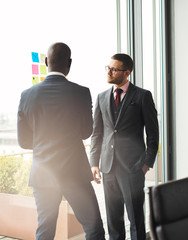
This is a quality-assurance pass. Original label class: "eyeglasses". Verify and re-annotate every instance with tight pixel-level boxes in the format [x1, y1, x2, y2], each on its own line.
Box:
[105, 66, 127, 74]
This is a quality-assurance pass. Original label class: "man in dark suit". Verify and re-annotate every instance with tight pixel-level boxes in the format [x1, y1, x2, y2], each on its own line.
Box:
[17, 42, 105, 240]
[90, 54, 159, 240]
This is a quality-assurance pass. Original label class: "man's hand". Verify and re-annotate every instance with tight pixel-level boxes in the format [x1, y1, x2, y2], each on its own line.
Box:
[91, 166, 102, 184]
[142, 164, 150, 175]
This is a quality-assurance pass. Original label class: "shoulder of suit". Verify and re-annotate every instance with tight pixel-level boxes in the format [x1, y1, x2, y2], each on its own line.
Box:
[129, 82, 151, 94]
[68, 80, 90, 92]
[98, 87, 112, 97]
[21, 82, 41, 96]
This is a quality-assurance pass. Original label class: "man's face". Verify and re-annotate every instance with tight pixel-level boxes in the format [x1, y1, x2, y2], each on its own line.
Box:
[107, 59, 127, 86]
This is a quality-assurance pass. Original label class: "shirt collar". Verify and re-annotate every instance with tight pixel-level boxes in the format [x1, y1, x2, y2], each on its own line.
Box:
[113, 80, 130, 93]
[47, 71, 67, 78]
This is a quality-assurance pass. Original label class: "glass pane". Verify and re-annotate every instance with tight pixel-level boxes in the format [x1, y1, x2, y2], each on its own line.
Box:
[142, 0, 162, 185]
[120, 0, 128, 53]
[0, 1, 135, 239]
[0, 1, 117, 238]
[0, 0, 116, 219]
[0, 0, 116, 154]
[142, 0, 164, 233]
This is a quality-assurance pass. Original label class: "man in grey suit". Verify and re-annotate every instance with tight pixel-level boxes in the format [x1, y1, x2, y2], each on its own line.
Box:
[90, 54, 159, 240]
[17, 42, 105, 240]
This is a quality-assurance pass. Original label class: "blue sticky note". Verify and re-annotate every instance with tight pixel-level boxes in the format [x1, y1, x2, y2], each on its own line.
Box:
[32, 52, 39, 63]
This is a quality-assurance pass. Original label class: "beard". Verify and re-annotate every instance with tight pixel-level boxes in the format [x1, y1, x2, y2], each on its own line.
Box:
[107, 75, 124, 85]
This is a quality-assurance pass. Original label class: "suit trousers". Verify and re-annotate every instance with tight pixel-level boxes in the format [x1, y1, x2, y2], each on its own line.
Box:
[103, 163, 146, 240]
[33, 182, 105, 240]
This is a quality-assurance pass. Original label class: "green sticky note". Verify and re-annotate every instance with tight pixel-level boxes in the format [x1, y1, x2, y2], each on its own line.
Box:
[32, 76, 39, 85]
[40, 65, 47, 75]
[40, 54, 46, 63]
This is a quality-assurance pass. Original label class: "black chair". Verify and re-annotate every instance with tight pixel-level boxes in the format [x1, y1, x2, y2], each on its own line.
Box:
[147, 177, 188, 240]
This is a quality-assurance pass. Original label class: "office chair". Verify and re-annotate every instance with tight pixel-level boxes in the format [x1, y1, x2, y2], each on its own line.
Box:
[147, 177, 188, 240]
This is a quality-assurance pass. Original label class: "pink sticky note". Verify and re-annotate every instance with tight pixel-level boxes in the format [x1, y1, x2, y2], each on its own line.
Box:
[32, 64, 39, 75]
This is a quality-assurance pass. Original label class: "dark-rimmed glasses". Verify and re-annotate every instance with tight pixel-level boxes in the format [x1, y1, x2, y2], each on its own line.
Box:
[105, 66, 127, 74]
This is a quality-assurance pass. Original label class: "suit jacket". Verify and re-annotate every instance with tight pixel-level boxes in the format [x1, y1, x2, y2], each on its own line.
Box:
[90, 82, 159, 173]
[17, 75, 93, 188]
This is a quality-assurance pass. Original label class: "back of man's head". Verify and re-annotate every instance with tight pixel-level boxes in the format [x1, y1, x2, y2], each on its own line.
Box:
[46, 42, 72, 75]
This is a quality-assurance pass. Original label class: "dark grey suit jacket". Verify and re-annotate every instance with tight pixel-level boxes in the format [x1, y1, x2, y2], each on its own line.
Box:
[17, 75, 93, 188]
[90, 82, 159, 173]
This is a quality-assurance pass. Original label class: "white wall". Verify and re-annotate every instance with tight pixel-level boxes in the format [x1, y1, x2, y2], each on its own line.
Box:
[174, 0, 188, 178]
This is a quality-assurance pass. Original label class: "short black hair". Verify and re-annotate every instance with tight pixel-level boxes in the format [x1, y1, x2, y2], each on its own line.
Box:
[47, 42, 71, 69]
[111, 54, 133, 72]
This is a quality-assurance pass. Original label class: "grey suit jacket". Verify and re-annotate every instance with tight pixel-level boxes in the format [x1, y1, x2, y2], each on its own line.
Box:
[90, 82, 159, 173]
[17, 75, 93, 188]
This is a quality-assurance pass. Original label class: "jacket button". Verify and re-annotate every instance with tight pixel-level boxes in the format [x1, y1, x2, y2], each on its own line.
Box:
[114, 130, 117, 133]
[111, 145, 114, 149]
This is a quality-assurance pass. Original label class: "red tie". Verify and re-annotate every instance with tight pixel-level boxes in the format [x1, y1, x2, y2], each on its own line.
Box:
[115, 88, 123, 108]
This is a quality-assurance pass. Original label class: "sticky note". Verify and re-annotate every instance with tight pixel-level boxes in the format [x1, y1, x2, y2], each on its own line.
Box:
[31, 52, 39, 63]
[40, 77, 45, 82]
[32, 76, 39, 85]
[40, 54, 46, 63]
[40, 65, 47, 75]
[32, 64, 39, 75]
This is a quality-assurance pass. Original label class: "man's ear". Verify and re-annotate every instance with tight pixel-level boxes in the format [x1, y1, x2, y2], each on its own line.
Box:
[45, 57, 48, 67]
[125, 70, 131, 77]
[68, 58, 72, 69]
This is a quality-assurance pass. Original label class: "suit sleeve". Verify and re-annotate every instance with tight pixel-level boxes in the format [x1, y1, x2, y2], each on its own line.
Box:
[80, 88, 93, 140]
[142, 91, 159, 168]
[17, 93, 33, 149]
[90, 95, 104, 167]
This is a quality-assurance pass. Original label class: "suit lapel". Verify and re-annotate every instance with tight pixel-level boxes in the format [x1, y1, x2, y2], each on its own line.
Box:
[115, 82, 137, 127]
[106, 87, 114, 126]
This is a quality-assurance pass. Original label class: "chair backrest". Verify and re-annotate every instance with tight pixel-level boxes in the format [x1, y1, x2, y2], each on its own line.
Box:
[147, 177, 188, 240]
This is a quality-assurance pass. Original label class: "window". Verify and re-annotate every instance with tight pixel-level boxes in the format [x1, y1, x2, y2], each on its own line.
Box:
[0, 0, 117, 152]
[142, 0, 167, 185]
[0, 0, 117, 237]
